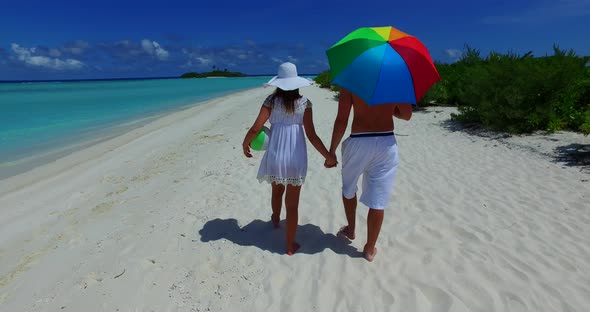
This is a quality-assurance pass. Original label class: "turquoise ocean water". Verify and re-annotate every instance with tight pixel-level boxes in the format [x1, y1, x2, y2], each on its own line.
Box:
[0, 77, 270, 177]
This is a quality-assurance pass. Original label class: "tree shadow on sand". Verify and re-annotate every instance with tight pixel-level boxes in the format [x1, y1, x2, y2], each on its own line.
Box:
[554, 143, 590, 173]
[440, 119, 513, 139]
[199, 218, 362, 257]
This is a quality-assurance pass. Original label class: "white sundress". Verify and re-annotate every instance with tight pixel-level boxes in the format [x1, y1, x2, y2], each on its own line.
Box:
[257, 95, 312, 186]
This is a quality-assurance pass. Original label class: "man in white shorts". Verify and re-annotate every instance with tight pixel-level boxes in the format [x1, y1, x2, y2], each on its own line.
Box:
[327, 88, 412, 262]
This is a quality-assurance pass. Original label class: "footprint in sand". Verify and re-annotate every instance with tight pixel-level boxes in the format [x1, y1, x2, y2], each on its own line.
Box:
[106, 185, 128, 197]
[452, 225, 481, 244]
[197, 134, 225, 144]
[0, 246, 52, 288]
[130, 174, 151, 182]
[159, 152, 178, 163]
[91, 201, 115, 215]
[202, 170, 219, 178]
[102, 175, 125, 184]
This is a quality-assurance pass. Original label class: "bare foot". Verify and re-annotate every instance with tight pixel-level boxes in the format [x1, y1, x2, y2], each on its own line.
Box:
[287, 242, 301, 256]
[363, 245, 377, 262]
[271, 214, 280, 229]
[337, 226, 355, 240]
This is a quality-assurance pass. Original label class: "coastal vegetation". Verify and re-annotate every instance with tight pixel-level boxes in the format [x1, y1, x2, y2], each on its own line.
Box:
[315, 46, 590, 135]
[181, 66, 246, 78]
[313, 70, 340, 92]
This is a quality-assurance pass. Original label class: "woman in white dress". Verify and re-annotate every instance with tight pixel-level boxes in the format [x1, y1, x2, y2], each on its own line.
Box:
[242, 62, 337, 255]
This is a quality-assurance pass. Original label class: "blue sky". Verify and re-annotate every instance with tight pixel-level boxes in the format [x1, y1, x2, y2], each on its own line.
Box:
[0, 0, 588, 80]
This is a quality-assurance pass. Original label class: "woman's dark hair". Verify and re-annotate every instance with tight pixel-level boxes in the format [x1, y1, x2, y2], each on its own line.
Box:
[270, 88, 301, 114]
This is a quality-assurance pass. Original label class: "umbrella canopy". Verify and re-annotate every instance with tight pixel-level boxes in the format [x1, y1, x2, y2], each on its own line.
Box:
[326, 26, 440, 105]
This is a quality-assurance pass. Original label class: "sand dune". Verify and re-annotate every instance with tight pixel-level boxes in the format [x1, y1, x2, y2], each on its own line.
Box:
[1, 85, 589, 311]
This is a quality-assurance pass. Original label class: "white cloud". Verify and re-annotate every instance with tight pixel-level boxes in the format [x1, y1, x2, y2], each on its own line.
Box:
[141, 40, 154, 54]
[180, 61, 193, 69]
[117, 40, 131, 47]
[49, 48, 61, 57]
[11, 43, 85, 70]
[271, 57, 282, 63]
[287, 56, 298, 63]
[445, 48, 462, 60]
[141, 39, 169, 60]
[225, 47, 254, 61]
[61, 40, 89, 55]
[181, 49, 213, 68]
[196, 57, 212, 65]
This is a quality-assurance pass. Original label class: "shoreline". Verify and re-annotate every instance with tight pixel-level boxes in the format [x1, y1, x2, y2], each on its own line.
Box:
[0, 77, 273, 181]
[0, 86, 266, 196]
[0, 113, 164, 180]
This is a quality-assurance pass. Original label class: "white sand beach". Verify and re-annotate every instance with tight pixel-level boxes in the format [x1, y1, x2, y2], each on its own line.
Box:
[1, 85, 589, 311]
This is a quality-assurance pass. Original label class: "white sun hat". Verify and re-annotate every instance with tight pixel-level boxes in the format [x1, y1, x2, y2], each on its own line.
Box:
[265, 62, 312, 91]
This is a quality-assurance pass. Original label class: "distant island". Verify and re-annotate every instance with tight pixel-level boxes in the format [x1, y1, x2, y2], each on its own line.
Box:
[180, 67, 247, 78]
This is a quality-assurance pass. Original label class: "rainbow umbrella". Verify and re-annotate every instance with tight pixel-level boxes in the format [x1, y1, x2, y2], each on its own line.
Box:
[326, 26, 440, 106]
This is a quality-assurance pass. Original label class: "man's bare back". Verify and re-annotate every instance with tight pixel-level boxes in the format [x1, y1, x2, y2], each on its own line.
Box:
[339, 89, 412, 134]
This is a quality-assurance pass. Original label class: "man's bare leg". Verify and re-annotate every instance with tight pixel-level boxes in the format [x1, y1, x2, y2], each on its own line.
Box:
[364, 208, 383, 262]
[338, 195, 357, 240]
[271, 183, 285, 228]
[285, 185, 301, 255]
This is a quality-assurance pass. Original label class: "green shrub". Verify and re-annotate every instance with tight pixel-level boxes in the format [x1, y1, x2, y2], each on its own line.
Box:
[419, 62, 460, 106]
[314, 70, 332, 89]
[433, 45, 589, 134]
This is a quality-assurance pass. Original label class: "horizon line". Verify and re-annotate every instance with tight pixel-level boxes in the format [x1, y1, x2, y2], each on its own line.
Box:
[0, 73, 322, 84]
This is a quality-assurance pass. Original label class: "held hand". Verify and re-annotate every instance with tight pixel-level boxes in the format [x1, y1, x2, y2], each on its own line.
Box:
[324, 153, 338, 168]
[242, 143, 252, 158]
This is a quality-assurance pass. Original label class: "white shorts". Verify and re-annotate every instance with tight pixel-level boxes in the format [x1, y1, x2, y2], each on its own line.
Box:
[341, 133, 399, 210]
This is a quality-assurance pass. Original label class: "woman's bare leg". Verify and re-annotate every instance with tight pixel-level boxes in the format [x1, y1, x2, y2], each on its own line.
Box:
[271, 183, 285, 228]
[285, 184, 301, 255]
